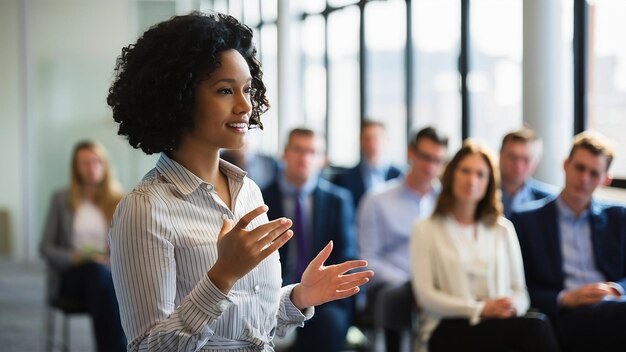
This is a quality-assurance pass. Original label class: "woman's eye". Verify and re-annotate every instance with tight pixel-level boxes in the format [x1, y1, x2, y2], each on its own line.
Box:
[218, 88, 233, 94]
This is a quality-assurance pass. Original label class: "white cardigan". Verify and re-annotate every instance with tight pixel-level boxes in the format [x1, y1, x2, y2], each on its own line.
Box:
[409, 215, 529, 343]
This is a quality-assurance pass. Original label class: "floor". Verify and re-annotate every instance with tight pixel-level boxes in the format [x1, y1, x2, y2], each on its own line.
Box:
[0, 258, 93, 352]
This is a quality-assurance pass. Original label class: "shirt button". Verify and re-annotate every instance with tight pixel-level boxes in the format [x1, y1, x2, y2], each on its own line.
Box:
[206, 184, 214, 191]
[254, 284, 260, 294]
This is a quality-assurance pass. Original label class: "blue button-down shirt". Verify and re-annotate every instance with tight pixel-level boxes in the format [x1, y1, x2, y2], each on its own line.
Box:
[360, 161, 389, 191]
[556, 197, 606, 290]
[357, 178, 439, 287]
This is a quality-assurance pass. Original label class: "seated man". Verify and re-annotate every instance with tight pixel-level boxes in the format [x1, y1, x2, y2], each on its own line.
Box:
[499, 128, 556, 218]
[332, 120, 403, 209]
[357, 127, 448, 351]
[262, 128, 357, 352]
[511, 131, 626, 352]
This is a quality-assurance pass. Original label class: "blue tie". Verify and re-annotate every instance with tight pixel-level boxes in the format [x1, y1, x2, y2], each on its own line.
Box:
[293, 192, 308, 281]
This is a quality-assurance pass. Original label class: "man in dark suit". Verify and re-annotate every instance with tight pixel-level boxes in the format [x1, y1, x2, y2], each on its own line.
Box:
[332, 120, 402, 208]
[511, 131, 626, 352]
[262, 128, 358, 352]
[499, 128, 556, 218]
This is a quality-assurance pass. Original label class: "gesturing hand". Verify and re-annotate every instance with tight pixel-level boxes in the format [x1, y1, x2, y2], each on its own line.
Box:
[290, 241, 374, 310]
[208, 205, 293, 294]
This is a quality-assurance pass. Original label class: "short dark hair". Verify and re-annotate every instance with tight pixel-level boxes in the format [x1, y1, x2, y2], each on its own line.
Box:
[568, 131, 614, 170]
[360, 120, 385, 134]
[500, 128, 540, 151]
[107, 12, 269, 154]
[410, 126, 449, 150]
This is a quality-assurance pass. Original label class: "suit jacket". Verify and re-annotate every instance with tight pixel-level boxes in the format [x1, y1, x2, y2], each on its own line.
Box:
[262, 177, 358, 286]
[332, 161, 402, 208]
[510, 197, 626, 320]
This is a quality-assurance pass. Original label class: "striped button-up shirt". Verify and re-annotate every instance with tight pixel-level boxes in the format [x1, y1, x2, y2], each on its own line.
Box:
[110, 154, 312, 352]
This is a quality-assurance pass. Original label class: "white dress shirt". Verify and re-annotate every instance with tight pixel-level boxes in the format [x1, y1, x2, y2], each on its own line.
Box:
[73, 201, 108, 253]
[110, 154, 312, 352]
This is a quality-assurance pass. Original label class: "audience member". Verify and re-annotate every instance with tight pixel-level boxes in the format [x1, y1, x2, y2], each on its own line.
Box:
[40, 140, 126, 352]
[357, 126, 448, 351]
[499, 128, 555, 218]
[511, 131, 626, 351]
[106, 12, 373, 351]
[410, 140, 559, 352]
[221, 142, 280, 189]
[332, 120, 403, 208]
[262, 128, 358, 352]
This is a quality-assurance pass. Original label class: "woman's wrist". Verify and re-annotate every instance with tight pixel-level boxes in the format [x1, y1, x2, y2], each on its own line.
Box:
[290, 284, 309, 311]
[207, 266, 237, 295]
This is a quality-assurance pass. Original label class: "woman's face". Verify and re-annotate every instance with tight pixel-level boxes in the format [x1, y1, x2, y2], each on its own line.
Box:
[76, 148, 105, 186]
[185, 49, 253, 152]
[452, 152, 491, 206]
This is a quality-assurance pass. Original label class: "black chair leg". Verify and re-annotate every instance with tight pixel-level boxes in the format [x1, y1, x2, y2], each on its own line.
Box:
[46, 307, 55, 352]
[62, 314, 69, 352]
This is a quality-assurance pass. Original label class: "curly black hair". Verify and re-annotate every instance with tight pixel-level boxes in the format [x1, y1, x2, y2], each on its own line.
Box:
[107, 12, 269, 154]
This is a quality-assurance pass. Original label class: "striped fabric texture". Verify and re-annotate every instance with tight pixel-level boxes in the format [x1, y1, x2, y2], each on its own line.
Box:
[110, 154, 313, 352]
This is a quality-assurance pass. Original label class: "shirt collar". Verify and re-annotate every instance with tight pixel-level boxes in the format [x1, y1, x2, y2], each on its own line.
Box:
[156, 153, 247, 196]
[556, 195, 590, 221]
[278, 172, 319, 197]
[401, 178, 441, 199]
[360, 159, 389, 174]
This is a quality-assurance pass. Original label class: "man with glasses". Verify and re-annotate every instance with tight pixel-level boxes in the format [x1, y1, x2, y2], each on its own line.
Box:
[357, 127, 448, 351]
[262, 128, 358, 352]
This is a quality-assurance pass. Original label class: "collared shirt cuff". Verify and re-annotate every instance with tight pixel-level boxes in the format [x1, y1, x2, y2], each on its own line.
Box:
[607, 282, 626, 296]
[469, 301, 485, 325]
[187, 273, 234, 318]
[280, 284, 314, 323]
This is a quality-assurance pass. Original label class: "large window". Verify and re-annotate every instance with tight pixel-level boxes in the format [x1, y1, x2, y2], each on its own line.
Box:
[327, 6, 360, 166]
[586, 1, 626, 178]
[365, 0, 407, 165]
[469, 0, 523, 152]
[412, 0, 462, 153]
[301, 15, 327, 134]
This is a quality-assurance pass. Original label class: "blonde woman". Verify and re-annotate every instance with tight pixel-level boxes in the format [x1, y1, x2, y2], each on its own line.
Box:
[40, 140, 126, 351]
[410, 140, 559, 352]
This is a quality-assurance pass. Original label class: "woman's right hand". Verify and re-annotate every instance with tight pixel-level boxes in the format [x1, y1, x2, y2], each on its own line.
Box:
[207, 205, 293, 294]
[481, 297, 516, 319]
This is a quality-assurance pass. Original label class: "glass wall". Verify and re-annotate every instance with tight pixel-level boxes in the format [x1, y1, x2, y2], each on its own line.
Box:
[586, 0, 626, 178]
[412, 0, 462, 153]
[469, 0, 523, 152]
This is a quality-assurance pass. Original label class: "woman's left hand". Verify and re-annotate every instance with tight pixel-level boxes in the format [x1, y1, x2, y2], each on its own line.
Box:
[290, 241, 374, 310]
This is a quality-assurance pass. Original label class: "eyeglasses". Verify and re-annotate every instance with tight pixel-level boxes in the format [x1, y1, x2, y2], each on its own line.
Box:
[413, 148, 444, 165]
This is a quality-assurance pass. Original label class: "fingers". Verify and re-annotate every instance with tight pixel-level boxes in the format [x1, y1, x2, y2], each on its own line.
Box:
[336, 277, 371, 291]
[308, 241, 333, 269]
[256, 218, 293, 245]
[258, 230, 294, 258]
[235, 205, 269, 230]
[332, 260, 370, 275]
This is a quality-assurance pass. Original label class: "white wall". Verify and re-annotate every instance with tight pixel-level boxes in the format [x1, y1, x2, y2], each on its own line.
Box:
[0, 0, 180, 261]
[0, 0, 24, 258]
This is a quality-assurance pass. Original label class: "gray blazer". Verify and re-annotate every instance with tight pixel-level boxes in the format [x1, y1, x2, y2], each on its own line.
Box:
[39, 188, 75, 299]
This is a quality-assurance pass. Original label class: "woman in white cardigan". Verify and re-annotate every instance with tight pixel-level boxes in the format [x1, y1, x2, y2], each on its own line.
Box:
[410, 140, 559, 352]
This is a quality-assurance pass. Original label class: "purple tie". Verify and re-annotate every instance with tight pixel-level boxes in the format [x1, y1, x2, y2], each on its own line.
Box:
[293, 192, 308, 281]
